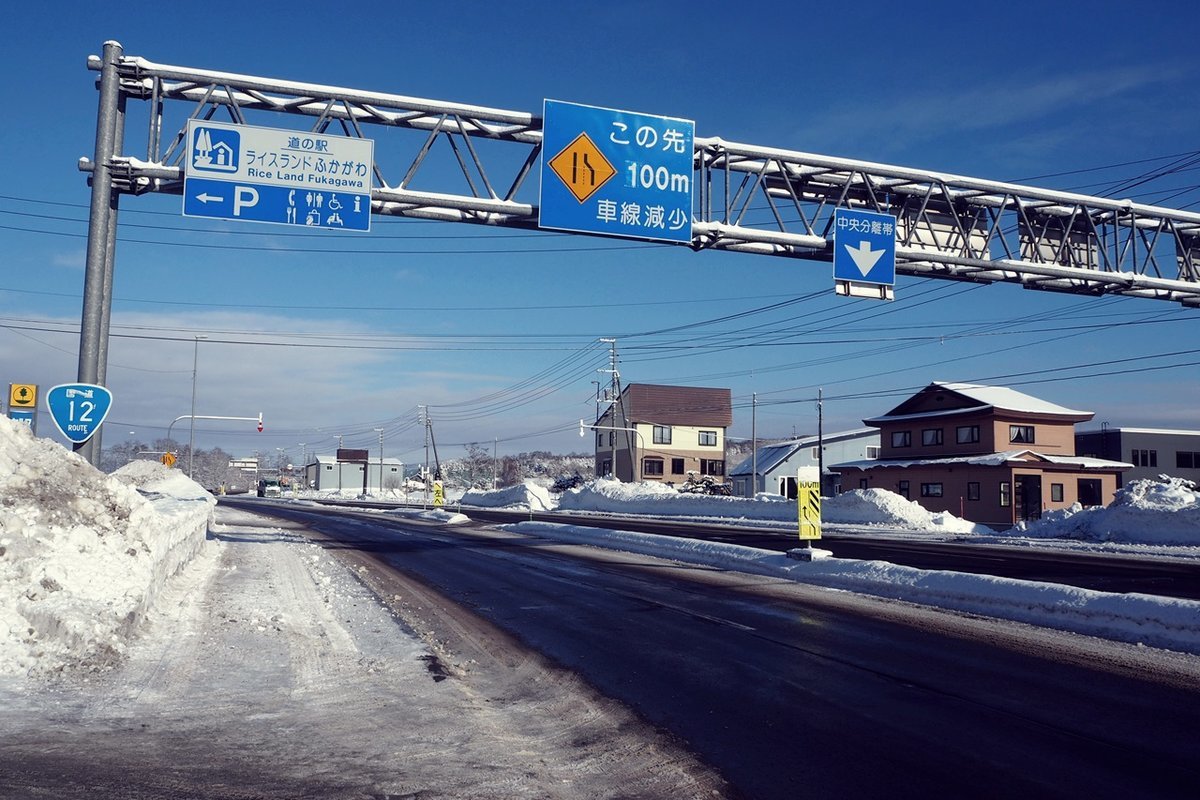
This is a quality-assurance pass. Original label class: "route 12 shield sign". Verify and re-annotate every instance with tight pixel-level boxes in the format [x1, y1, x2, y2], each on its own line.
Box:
[46, 383, 113, 444]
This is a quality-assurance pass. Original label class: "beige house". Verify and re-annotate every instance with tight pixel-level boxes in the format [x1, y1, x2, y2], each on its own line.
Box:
[594, 384, 733, 484]
[832, 382, 1130, 529]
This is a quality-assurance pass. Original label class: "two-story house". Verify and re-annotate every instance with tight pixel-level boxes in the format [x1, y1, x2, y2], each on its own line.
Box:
[594, 384, 733, 484]
[831, 381, 1130, 529]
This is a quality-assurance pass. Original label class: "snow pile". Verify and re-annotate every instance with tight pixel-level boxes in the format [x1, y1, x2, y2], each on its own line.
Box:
[823, 488, 988, 533]
[0, 417, 214, 676]
[1012, 477, 1200, 545]
[552, 479, 986, 533]
[460, 480, 554, 511]
[555, 477, 780, 519]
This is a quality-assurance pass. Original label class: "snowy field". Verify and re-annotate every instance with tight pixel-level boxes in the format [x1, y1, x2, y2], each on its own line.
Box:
[3, 414, 1200, 682]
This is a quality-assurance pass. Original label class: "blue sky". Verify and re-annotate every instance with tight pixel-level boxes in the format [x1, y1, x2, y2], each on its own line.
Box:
[2, 0, 1198, 467]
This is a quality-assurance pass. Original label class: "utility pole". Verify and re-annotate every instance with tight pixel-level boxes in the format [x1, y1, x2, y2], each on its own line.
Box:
[752, 392, 757, 496]
[817, 388, 824, 497]
[598, 338, 624, 480]
[374, 427, 384, 494]
[419, 405, 429, 506]
[493, 437, 498, 490]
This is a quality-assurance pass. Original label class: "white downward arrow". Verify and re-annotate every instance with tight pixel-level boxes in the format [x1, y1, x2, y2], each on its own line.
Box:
[196, 192, 224, 204]
[844, 240, 885, 276]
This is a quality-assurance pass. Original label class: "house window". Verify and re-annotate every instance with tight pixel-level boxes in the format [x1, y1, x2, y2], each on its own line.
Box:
[891, 431, 911, 448]
[596, 433, 604, 448]
[1178, 451, 1200, 469]
[699, 430, 718, 446]
[1000, 482, 1011, 507]
[920, 483, 944, 497]
[600, 459, 612, 476]
[643, 458, 664, 476]
[897, 480, 909, 499]
[1051, 483, 1064, 502]
[1078, 479, 1103, 507]
[860, 479, 869, 490]
[1010, 425, 1036, 444]
[324, 464, 333, 471]
[957, 425, 980, 444]
[653, 425, 672, 445]
[922, 428, 943, 446]
[866, 446, 881, 459]
[811, 447, 820, 459]
[967, 482, 980, 501]
[671, 458, 685, 474]
[700, 459, 724, 476]
[1132, 449, 1157, 467]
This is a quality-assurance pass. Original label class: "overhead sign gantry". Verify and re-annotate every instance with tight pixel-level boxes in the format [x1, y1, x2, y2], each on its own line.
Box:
[72, 41, 1200, 464]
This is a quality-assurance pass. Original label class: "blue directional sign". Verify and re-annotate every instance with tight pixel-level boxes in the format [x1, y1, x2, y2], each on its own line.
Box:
[183, 120, 373, 232]
[46, 383, 113, 444]
[539, 100, 694, 243]
[833, 208, 897, 286]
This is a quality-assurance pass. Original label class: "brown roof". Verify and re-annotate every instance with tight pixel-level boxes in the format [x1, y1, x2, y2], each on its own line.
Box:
[621, 384, 733, 427]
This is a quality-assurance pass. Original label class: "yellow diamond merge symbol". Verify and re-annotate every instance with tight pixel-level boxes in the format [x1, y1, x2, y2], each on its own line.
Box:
[548, 132, 616, 203]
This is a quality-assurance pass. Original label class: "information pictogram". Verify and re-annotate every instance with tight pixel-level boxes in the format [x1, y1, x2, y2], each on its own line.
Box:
[547, 133, 616, 203]
[9, 383, 37, 408]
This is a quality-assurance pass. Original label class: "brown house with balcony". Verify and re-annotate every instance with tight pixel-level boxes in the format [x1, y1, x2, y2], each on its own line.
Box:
[831, 382, 1130, 529]
[594, 384, 733, 484]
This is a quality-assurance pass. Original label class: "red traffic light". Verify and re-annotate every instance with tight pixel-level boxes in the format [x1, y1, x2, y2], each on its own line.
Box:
[257, 422, 264, 432]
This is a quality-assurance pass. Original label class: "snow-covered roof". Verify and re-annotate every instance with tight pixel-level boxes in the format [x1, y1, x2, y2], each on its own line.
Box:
[728, 441, 802, 477]
[728, 428, 878, 477]
[831, 449, 1132, 471]
[866, 381, 1091, 424]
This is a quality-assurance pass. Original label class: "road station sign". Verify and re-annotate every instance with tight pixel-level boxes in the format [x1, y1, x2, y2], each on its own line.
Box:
[539, 99, 694, 243]
[8, 409, 36, 432]
[183, 120, 373, 232]
[45, 383, 113, 444]
[833, 208, 897, 290]
[9, 383, 37, 408]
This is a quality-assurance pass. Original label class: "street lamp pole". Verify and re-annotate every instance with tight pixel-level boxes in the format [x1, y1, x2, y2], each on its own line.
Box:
[188, 335, 208, 479]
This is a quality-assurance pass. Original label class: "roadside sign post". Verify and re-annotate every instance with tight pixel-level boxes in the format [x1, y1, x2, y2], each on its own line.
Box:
[7, 383, 39, 433]
[539, 99, 694, 243]
[337, 448, 370, 495]
[184, 120, 373, 232]
[788, 467, 832, 561]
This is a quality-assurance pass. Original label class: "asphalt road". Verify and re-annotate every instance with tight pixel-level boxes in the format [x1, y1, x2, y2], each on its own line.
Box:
[229, 499, 1200, 799]
[319, 500, 1200, 600]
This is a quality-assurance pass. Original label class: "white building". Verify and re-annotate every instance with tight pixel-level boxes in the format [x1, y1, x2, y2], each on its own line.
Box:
[305, 455, 407, 493]
[728, 428, 880, 498]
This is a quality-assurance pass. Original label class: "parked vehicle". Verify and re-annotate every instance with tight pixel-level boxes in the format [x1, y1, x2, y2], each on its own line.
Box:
[550, 473, 586, 493]
[679, 473, 733, 496]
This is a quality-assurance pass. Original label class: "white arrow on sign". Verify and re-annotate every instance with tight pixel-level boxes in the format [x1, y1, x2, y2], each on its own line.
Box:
[844, 241, 885, 277]
[195, 192, 224, 204]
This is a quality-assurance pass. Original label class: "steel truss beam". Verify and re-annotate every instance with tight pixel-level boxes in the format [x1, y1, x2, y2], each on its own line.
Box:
[84, 44, 1200, 307]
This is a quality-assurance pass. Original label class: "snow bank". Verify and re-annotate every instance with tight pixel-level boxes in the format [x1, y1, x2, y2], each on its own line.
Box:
[552, 479, 986, 533]
[509, 521, 1200, 655]
[1011, 477, 1200, 545]
[823, 488, 988, 533]
[460, 480, 553, 511]
[0, 417, 214, 676]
